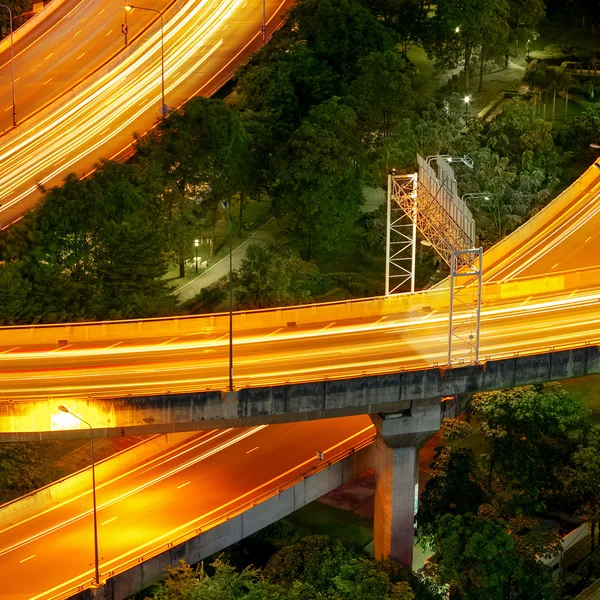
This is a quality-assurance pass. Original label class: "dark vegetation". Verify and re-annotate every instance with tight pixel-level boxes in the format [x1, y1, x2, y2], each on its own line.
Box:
[418, 383, 600, 599]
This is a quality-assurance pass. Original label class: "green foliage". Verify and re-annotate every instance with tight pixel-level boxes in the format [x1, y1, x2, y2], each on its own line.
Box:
[273, 97, 365, 257]
[424, 513, 521, 600]
[471, 383, 589, 508]
[417, 446, 489, 543]
[289, 0, 397, 81]
[236, 244, 325, 309]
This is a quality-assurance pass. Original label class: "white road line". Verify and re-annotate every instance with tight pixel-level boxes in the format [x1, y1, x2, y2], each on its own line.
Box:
[246, 446, 259, 454]
[0, 347, 19, 354]
[265, 328, 284, 338]
[50, 344, 71, 352]
[177, 481, 191, 489]
[319, 322, 336, 331]
[215, 333, 228, 341]
[101, 517, 117, 526]
[373, 316, 387, 325]
[551, 262, 559, 269]
[159, 337, 179, 346]
[585, 236, 593, 242]
[106, 341, 123, 349]
[19, 555, 35, 563]
[421, 309, 438, 320]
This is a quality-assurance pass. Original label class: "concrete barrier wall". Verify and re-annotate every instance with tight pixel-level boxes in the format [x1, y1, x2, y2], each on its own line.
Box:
[67, 443, 376, 600]
[3, 345, 599, 442]
[0, 432, 199, 529]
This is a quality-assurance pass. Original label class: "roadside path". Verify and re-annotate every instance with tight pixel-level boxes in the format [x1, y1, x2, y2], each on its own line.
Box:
[173, 219, 274, 302]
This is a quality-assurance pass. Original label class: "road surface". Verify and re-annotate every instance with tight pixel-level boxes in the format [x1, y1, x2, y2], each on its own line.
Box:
[0, 0, 294, 227]
[0, 416, 374, 600]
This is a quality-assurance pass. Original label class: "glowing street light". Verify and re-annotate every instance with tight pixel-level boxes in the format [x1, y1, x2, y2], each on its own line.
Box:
[57, 405, 100, 586]
[0, 4, 16, 127]
[455, 26, 460, 33]
[126, 5, 167, 118]
[463, 95, 471, 126]
[221, 201, 234, 392]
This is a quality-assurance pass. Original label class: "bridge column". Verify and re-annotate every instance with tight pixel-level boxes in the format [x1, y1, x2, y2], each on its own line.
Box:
[371, 397, 440, 568]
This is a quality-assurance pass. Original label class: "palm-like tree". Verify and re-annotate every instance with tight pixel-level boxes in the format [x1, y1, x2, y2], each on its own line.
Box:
[523, 62, 551, 117]
[582, 80, 596, 101]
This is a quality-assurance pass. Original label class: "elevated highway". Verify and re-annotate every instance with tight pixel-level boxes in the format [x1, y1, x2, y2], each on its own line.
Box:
[0, 0, 293, 227]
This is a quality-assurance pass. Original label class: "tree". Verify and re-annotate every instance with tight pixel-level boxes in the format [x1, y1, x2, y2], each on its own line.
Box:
[471, 383, 589, 509]
[236, 244, 324, 308]
[424, 513, 521, 600]
[506, 0, 545, 54]
[289, 0, 397, 82]
[425, 0, 509, 93]
[273, 97, 365, 257]
[357, 0, 428, 57]
[349, 50, 414, 140]
[417, 445, 488, 543]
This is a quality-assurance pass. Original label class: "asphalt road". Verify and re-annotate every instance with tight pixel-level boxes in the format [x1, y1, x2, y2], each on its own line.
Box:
[0, 0, 294, 227]
[0, 416, 374, 600]
[0, 0, 174, 134]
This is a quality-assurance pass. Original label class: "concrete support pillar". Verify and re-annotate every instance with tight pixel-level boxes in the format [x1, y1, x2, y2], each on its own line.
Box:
[371, 397, 441, 568]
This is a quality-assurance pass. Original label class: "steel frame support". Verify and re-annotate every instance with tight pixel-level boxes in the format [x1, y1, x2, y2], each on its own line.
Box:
[447, 247, 483, 365]
[385, 173, 417, 295]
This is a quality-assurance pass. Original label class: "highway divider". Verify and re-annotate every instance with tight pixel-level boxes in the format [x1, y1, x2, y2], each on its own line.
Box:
[0, 431, 200, 532]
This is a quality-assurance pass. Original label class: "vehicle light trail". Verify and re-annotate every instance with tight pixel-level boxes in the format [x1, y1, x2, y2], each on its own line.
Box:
[0, 0, 293, 227]
[0, 416, 375, 600]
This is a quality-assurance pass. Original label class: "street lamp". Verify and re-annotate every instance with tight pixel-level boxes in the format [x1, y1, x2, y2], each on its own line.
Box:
[527, 38, 531, 61]
[126, 5, 167, 118]
[462, 192, 490, 203]
[455, 26, 460, 33]
[194, 239, 199, 274]
[0, 4, 16, 127]
[463, 95, 471, 126]
[57, 405, 100, 586]
[221, 201, 233, 392]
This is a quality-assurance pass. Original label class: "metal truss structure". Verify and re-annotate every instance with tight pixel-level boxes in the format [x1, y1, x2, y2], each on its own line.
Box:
[386, 155, 483, 365]
[385, 173, 417, 294]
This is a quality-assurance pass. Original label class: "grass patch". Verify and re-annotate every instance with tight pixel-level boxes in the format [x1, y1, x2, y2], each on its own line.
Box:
[286, 501, 373, 551]
[560, 375, 600, 424]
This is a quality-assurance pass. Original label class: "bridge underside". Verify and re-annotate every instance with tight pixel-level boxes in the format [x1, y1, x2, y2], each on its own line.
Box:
[2, 345, 598, 442]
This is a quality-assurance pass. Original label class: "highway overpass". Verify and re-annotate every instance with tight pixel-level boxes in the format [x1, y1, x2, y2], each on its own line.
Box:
[1, 0, 600, 593]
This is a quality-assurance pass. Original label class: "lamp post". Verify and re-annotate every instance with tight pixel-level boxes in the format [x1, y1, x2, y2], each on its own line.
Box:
[57, 405, 100, 586]
[0, 4, 16, 127]
[221, 201, 233, 392]
[463, 95, 470, 126]
[262, 0, 266, 41]
[125, 5, 167, 117]
[194, 238, 199, 274]
[526, 38, 531, 61]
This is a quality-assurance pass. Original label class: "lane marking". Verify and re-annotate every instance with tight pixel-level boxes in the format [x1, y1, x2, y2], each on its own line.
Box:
[4, 106, 11, 112]
[421, 309, 438, 321]
[176, 481, 191, 489]
[105, 29, 113, 36]
[77, 52, 86, 60]
[101, 517, 117, 526]
[585, 236, 593, 242]
[551, 262, 559, 269]
[246, 446, 259, 454]
[265, 327, 284, 338]
[159, 337, 179, 346]
[319, 322, 336, 331]
[520, 296, 532, 306]
[19, 555, 35, 563]
[74, 29, 81, 36]
[50, 344, 71, 352]
[373, 316, 387, 325]
[0, 347, 19, 354]
[215, 333, 228, 341]
[106, 341, 123, 349]
[43, 78, 52, 85]
[45, 53, 53, 60]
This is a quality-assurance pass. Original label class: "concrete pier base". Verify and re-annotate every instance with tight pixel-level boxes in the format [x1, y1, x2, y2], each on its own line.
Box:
[371, 397, 441, 568]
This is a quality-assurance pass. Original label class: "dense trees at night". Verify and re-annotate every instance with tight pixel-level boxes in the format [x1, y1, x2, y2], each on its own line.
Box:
[418, 383, 600, 599]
